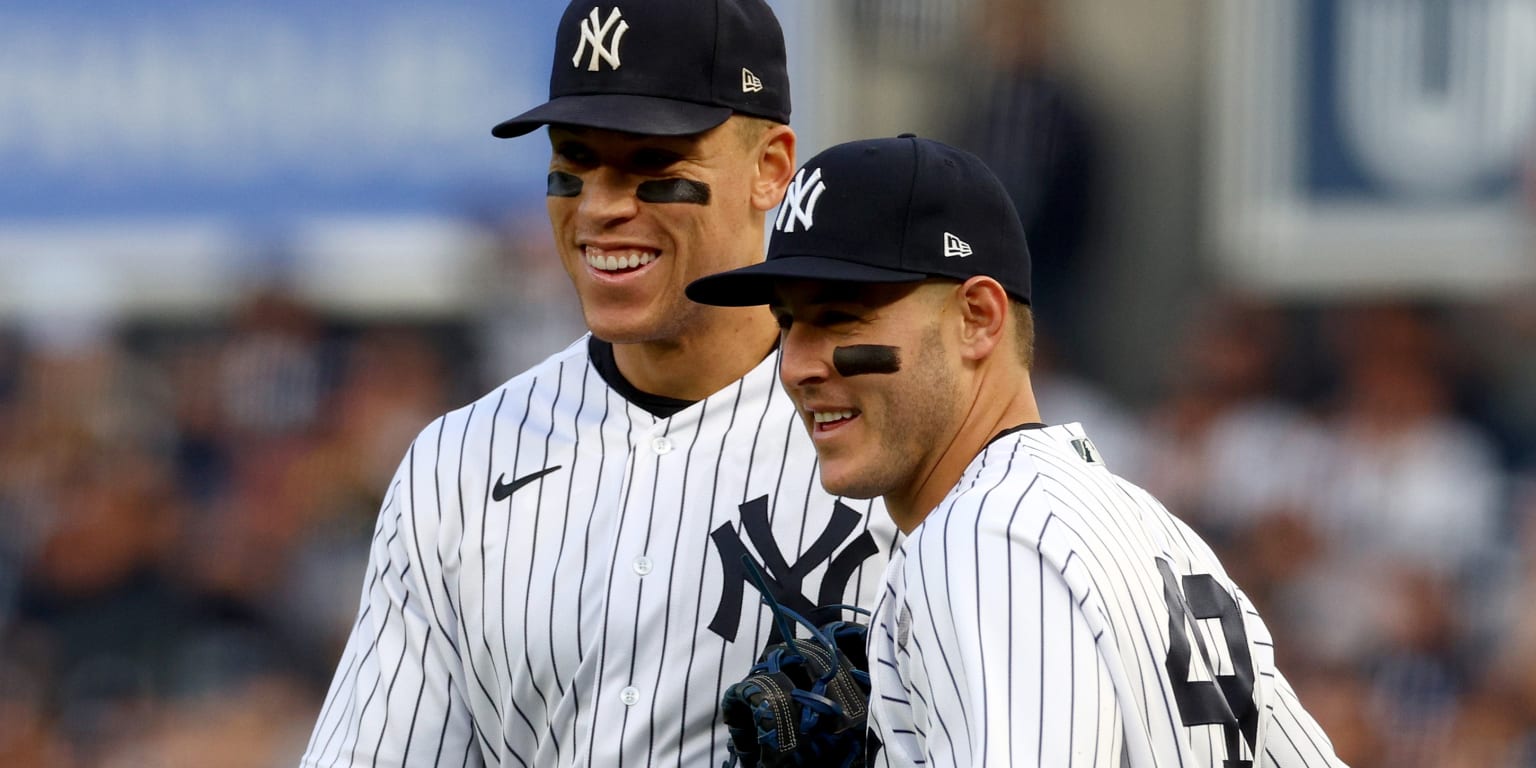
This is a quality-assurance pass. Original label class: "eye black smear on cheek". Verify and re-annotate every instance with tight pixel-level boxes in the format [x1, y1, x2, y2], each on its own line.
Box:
[833, 345, 902, 376]
[636, 177, 711, 205]
[547, 171, 583, 197]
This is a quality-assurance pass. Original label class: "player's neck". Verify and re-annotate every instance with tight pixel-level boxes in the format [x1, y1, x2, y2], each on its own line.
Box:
[887, 369, 1042, 533]
[611, 307, 780, 402]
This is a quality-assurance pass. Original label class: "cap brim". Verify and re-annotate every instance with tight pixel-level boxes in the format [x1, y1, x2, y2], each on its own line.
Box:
[686, 255, 929, 307]
[492, 94, 735, 138]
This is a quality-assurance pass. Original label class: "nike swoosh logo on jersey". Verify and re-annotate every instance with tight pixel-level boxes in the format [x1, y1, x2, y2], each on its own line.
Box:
[491, 466, 563, 502]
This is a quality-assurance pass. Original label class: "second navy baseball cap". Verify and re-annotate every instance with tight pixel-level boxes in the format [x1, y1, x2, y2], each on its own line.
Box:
[492, 0, 791, 139]
[687, 135, 1032, 307]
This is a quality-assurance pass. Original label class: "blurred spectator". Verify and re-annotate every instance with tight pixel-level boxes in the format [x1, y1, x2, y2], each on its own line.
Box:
[217, 289, 327, 438]
[1288, 304, 1509, 766]
[1452, 295, 1536, 470]
[1314, 304, 1504, 579]
[1139, 297, 1329, 555]
[947, 0, 1098, 369]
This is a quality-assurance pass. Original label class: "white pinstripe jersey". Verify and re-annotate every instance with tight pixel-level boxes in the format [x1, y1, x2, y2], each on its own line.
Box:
[867, 423, 1347, 768]
[303, 336, 898, 767]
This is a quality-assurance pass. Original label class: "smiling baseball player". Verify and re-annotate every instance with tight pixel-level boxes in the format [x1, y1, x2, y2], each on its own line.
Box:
[688, 136, 1347, 767]
[301, 2, 897, 766]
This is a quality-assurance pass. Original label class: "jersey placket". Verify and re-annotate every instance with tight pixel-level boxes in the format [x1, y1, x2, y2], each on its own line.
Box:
[584, 407, 686, 760]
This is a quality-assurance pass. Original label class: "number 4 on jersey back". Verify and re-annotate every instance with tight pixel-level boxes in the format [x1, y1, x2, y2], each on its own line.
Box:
[1157, 558, 1260, 768]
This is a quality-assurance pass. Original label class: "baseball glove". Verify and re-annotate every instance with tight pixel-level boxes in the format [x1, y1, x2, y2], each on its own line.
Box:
[719, 558, 872, 768]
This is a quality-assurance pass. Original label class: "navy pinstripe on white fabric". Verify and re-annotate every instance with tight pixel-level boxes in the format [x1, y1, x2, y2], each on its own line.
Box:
[303, 337, 898, 767]
[866, 423, 1347, 768]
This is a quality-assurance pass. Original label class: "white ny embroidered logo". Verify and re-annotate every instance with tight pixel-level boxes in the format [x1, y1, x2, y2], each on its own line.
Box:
[776, 167, 827, 233]
[573, 7, 628, 72]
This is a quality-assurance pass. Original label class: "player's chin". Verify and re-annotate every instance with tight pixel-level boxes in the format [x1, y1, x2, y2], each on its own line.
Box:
[815, 459, 888, 500]
[580, 301, 678, 344]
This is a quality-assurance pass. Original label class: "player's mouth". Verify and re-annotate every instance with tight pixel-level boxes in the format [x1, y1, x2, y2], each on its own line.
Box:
[584, 246, 659, 277]
[810, 408, 859, 434]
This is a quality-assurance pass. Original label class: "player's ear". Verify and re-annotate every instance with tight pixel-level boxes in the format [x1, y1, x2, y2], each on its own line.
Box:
[954, 276, 1009, 364]
[750, 123, 797, 212]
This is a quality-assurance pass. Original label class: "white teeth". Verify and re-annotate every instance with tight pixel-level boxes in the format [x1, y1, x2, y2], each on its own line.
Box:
[813, 410, 856, 424]
[585, 246, 658, 271]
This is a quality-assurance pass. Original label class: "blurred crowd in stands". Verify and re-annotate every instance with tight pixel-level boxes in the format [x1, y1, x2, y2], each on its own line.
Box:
[6, 1, 1536, 764]
[3, 240, 1535, 767]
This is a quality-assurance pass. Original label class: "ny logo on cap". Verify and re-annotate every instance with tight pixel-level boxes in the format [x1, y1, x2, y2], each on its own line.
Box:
[573, 7, 628, 72]
[943, 232, 972, 258]
[742, 68, 763, 93]
[776, 167, 827, 233]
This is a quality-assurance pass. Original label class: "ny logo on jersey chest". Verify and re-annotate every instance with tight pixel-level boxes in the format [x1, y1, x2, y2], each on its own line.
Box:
[708, 495, 878, 643]
[573, 6, 628, 71]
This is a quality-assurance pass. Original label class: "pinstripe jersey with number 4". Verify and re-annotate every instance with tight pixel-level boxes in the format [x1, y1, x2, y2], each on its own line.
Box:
[303, 336, 898, 768]
[866, 423, 1347, 768]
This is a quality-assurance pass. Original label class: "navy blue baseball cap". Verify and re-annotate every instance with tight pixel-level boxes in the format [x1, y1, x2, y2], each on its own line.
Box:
[687, 135, 1032, 306]
[492, 0, 791, 138]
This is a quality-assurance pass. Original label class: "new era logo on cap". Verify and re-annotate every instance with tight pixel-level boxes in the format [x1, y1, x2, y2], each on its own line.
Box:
[742, 68, 763, 92]
[573, 6, 628, 71]
[776, 167, 827, 233]
[943, 232, 972, 258]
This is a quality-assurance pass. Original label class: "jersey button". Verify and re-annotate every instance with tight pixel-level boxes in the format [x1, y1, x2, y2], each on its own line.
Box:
[652, 436, 673, 454]
[633, 556, 654, 576]
[620, 686, 641, 706]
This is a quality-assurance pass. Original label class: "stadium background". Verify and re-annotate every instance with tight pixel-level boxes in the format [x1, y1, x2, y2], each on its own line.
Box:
[3, 0, 1535, 764]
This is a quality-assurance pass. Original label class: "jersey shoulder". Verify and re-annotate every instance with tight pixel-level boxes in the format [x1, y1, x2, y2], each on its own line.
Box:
[931, 423, 1118, 535]
[914, 424, 1199, 577]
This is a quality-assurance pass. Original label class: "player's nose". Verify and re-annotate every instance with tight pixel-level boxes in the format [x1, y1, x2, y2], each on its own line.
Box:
[777, 323, 833, 390]
[576, 167, 641, 224]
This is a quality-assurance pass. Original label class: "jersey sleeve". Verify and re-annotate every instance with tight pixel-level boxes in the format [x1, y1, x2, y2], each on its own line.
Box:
[302, 427, 483, 767]
[1256, 667, 1350, 768]
[906, 512, 1126, 767]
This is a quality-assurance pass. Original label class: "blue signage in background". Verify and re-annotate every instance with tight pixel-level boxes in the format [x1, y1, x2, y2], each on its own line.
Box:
[0, 0, 564, 223]
[0, 0, 810, 318]
[1303, 0, 1536, 202]
[1208, 0, 1536, 295]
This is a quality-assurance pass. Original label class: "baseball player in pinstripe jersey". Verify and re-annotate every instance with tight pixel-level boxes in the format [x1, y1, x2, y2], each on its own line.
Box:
[302, 2, 897, 765]
[689, 136, 1348, 767]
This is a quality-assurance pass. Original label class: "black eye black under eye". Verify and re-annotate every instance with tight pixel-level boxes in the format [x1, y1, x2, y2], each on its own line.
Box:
[636, 178, 711, 205]
[547, 171, 583, 198]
